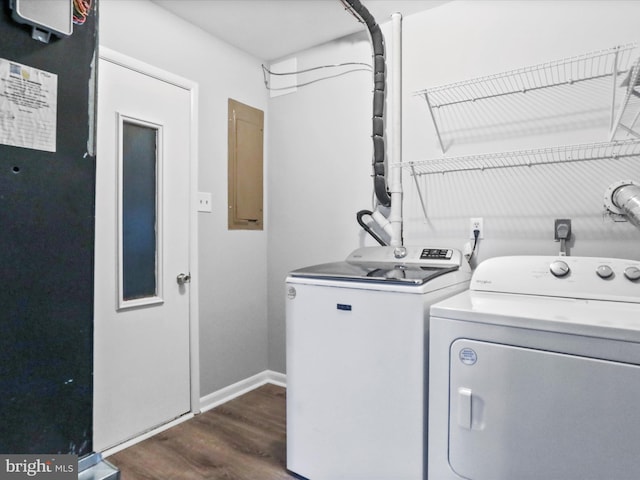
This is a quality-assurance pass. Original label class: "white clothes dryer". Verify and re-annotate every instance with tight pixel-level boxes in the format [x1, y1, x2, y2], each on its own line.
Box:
[286, 246, 471, 480]
[429, 255, 640, 480]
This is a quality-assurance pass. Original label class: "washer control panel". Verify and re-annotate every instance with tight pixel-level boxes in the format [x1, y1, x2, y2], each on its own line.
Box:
[420, 248, 454, 260]
[346, 246, 461, 268]
[471, 256, 640, 303]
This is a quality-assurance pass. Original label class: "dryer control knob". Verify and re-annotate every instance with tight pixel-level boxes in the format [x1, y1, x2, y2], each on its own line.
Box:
[393, 246, 407, 259]
[550, 260, 570, 277]
[624, 266, 640, 281]
[596, 265, 614, 279]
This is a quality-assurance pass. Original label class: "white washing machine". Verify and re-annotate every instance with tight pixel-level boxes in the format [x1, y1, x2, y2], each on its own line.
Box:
[428, 255, 640, 480]
[286, 246, 471, 480]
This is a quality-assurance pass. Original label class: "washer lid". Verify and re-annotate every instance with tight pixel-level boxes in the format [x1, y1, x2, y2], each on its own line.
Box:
[289, 261, 460, 286]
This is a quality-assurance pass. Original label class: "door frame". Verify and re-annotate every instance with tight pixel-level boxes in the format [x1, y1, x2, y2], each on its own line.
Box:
[97, 46, 200, 416]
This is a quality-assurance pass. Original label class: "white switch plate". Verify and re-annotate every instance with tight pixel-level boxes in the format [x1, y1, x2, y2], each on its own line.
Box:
[197, 192, 212, 212]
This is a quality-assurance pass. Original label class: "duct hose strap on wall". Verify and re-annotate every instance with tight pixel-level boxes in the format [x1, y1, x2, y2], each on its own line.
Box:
[344, 0, 391, 207]
[613, 183, 640, 230]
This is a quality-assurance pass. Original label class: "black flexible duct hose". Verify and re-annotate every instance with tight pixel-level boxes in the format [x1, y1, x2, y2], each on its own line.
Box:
[356, 210, 388, 246]
[344, 0, 391, 207]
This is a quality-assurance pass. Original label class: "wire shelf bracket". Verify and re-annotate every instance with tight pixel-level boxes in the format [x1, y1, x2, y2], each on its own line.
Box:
[609, 57, 640, 141]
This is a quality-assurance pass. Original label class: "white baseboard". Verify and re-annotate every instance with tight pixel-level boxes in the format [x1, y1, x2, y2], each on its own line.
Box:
[102, 412, 195, 458]
[100, 370, 286, 458]
[199, 369, 287, 413]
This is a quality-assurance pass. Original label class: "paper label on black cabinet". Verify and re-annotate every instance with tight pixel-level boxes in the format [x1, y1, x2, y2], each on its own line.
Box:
[0, 58, 57, 152]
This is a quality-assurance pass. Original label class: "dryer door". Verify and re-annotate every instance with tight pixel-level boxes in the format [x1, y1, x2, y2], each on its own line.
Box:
[449, 339, 640, 480]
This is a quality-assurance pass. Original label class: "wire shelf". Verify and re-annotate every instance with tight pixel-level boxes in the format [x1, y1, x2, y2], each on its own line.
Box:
[415, 44, 636, 108]
[415, 44, 638, 153]
[398, 139, 640, 176]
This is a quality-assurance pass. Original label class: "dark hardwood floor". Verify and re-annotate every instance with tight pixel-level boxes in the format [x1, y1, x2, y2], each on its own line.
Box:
[108, 384, 298, 480]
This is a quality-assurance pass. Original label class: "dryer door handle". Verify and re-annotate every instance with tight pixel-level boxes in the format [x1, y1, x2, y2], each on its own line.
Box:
[458, 387, 473, 429]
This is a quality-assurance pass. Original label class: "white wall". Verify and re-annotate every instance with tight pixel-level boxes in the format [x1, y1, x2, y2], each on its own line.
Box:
[267, 33, 379, 373]
[267, 0, 640, 373]
[402, 0, 640, 261]
[99, 0, 270, 396]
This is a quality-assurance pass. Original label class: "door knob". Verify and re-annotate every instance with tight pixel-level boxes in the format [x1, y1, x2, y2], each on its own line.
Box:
[176, 273, 191, 285]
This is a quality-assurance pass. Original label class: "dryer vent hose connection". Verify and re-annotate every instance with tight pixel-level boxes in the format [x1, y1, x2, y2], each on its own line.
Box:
[344, 0, 391, 207]
[356, 210, 387, 246]
[613, 183, 640, 230]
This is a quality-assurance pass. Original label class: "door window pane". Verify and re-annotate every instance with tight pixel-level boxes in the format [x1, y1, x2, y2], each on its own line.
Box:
[122, 121, 158, 301]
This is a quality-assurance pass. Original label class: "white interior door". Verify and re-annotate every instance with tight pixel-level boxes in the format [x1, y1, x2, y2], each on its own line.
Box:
[94, 54, 193, 451]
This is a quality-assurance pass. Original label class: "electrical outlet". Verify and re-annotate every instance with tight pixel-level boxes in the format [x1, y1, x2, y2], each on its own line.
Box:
[198, 192, 212, 213]
[554, 218, 571, 240]
[469, 217, 484, 239]
[470, 217, 484, 239]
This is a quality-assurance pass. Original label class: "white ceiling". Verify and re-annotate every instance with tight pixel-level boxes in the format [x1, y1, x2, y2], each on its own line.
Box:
[151, 0, 447, 61]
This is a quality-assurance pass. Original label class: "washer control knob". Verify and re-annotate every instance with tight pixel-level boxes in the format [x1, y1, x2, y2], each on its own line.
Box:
[393, 246, 407, 259]
[624, 266, 640, 281]
[596, 265, 614, 279]
[550, 260, 570, 277]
